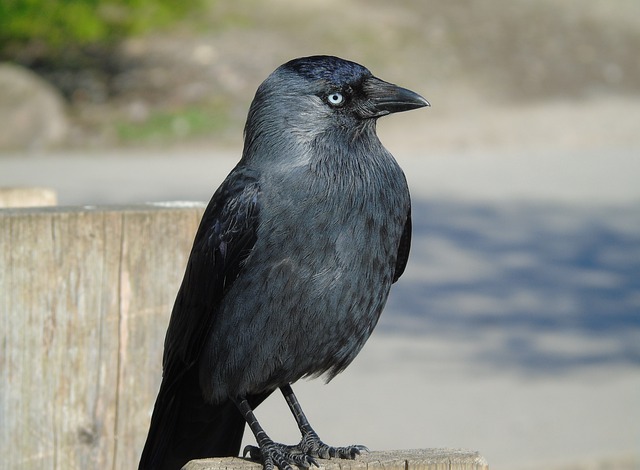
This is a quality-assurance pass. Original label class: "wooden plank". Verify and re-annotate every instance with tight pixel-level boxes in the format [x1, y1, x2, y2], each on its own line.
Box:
[183, 449, 489, 470]
[0, 187, 57, 207]
[0, 204, 489, 469]
[0, 203, 204, 469]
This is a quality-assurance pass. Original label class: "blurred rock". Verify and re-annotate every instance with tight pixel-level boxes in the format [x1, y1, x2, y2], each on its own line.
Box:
[0, 63, 69, 150]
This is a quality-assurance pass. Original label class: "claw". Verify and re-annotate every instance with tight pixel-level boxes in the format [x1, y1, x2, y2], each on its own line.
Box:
[290, 453, 314, 468]
[245, 437, 366, 470]
[296, 432, 368, 462]
[306, 455, 320, 468]
[243, 445, 262, 460]
[244, 441, 315, 470]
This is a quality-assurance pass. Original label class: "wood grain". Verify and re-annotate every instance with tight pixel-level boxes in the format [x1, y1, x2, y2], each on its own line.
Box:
[0, 203, 204, 469]
[184, 449, 489, 470]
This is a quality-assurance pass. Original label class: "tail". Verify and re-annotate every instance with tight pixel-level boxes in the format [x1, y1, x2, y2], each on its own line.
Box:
[138, 367, 246, 470]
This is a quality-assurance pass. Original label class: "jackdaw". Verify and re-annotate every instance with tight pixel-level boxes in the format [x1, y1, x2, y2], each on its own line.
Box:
[139, 55, 429, 470]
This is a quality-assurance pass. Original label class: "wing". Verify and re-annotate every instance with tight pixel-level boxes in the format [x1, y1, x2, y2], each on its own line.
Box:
[139, 166, 260, 467]
[392, 207, 411, 283]
[162, 165, 261, 386]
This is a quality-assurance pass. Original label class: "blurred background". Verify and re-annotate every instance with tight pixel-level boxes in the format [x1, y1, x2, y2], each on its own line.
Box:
[1, 1, 639, 469]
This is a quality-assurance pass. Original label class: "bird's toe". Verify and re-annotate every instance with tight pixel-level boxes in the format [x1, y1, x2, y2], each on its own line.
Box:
[244, 441, 317, 470]
[326, 443, 368, 460]
[243, 445, 262, 461]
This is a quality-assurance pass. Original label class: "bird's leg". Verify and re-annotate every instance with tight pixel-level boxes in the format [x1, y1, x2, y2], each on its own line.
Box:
[280, 384, 368, 460]
[235, 396, 317, 470]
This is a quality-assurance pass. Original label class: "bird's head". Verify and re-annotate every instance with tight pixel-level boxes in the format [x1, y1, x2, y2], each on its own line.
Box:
[243, 55, 429, 156]
[279, 55, 429, 119]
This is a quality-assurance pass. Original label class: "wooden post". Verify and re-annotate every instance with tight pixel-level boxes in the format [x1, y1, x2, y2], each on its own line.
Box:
[0, 187, 57, 207]
[0, 203, 204, 469]
[184, 449, 489, 470]
[0, 205, 489, 470]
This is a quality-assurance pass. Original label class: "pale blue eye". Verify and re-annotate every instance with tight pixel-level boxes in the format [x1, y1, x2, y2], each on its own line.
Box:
[327, 92, 344, 106]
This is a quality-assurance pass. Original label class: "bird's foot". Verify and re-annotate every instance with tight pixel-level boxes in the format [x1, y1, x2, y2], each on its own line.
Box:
[243, 430, 367, 469]
[297, 429, 368, 460]
[243, 442, 319, 470]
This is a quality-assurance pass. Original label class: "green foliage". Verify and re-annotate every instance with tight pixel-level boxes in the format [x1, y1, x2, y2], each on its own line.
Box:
[0, 0, 205, 51]
[115, 105, 232, 144]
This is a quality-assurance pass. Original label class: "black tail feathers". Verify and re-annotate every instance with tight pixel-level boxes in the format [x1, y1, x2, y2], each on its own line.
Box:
[138, 368, 245, 470]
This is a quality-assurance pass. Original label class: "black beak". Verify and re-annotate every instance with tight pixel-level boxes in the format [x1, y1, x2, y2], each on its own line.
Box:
[361, 76, 430, 118]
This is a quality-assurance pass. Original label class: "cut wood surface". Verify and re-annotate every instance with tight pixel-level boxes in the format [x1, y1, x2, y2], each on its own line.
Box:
[184, 449, 489, 470]
[0, 187, 57, 207]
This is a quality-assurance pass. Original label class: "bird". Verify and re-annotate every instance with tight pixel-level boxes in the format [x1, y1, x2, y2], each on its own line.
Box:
[138, 55, 429, 470]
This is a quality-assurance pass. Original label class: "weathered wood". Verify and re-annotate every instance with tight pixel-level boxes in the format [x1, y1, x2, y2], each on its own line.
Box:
[184, 449, 489, 470]
[0, 187, 57, 207]
[0, 204, 489, 470]
[0, 203, 204, 470]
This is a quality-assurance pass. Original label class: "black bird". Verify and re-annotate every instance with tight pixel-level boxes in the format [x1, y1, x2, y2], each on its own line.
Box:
[139, 55, 429, 470]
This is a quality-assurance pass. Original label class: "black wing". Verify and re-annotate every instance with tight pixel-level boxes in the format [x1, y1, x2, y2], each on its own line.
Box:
[162, 165, 261, 385]
[140, 166, 261, 468]
[392, 207, 411, 283]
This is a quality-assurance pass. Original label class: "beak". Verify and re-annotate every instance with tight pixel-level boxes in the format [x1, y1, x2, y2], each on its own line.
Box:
[361, 76, 430, 118]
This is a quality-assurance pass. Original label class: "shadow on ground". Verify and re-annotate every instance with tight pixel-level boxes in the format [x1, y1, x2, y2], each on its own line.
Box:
[381, 200, 640, 375]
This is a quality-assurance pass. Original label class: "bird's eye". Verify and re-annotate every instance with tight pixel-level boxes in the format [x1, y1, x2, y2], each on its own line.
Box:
[327, 92, 345, 107]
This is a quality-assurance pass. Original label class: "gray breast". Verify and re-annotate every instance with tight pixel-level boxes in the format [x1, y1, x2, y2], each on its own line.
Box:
[201, 147, 409, 402]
